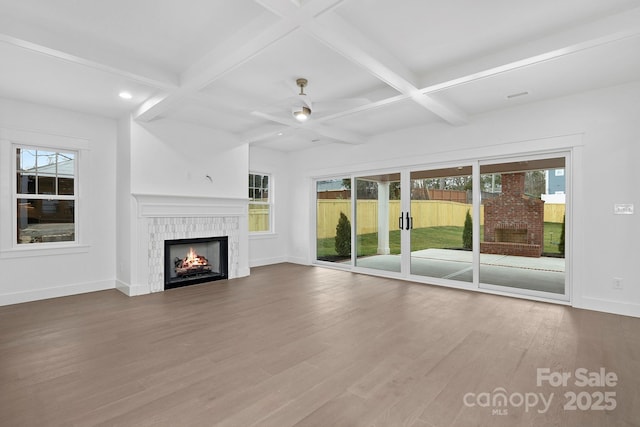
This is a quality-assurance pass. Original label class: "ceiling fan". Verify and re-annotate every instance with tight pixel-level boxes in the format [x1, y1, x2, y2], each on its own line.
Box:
[246, 77, 372, 145]
[252, 77, 370, 125]
[292, 78, 312, 122]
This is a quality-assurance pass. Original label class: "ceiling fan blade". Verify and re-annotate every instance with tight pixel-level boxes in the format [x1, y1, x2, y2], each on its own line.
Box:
[312, 98, 370, 113]
[250, 111, 365, 145]
[251, 95, 297, 114]
[252, 110, 299, 126]
[253, 77, 370, 121]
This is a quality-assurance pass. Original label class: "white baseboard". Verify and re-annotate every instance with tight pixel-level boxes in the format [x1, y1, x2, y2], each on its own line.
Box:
[115, 280, 150, 297]
[235, 266, 251, 278]
[286, 256, 310, 266]
[249, 256, 288, 268]
[576, 296, 640, 318]
[0, 279, 115, 306]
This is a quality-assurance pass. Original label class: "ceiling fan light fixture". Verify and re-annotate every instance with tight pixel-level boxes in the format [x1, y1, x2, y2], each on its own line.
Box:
[293, 105, 311, 121]
[292, 78, 312, 121]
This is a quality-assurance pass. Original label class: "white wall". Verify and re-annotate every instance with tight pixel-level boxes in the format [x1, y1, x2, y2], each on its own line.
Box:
[0, 98, 117, 305]
[116, 116, 132, 287]
[286, 82, 640, 317]
[116, 117, 250, 294]
[129, 118, 247, 197]
[249, 146, 290, 267]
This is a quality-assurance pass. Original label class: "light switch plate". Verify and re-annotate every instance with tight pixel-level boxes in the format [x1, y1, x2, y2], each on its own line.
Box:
[614, 204, 634, 215]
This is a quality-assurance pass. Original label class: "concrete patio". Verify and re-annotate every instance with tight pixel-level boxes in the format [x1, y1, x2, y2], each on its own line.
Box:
[355, 248, 565, 295]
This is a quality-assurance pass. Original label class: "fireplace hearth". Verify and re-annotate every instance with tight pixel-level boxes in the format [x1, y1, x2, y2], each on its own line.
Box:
[164, 236, 228, 289]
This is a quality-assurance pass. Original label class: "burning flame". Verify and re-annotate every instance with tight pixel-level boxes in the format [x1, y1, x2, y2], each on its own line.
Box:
[174, 247, 212, 278]
[182, 247, 208, 267]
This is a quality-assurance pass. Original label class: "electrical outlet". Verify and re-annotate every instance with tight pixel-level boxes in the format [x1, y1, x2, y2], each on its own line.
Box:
[613, 277, 623, 290]
[614, 204, 634, 215]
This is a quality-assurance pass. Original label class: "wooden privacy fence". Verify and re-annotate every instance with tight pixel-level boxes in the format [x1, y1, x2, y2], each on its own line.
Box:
[544, 203, 566, 223]
[248, 206, 269, 232]
[315, 200, 565, 239]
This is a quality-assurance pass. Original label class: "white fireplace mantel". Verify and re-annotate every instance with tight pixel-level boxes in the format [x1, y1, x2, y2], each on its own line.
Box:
[119, 194, 249, 297]
[133, 193, 248, 218]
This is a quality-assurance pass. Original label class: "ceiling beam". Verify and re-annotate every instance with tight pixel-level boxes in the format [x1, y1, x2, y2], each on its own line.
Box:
[307, 122, 366, 145]
[135, 12, 295, 121]
[254, 0, 345, 21]
[136, 0, 640, 136]
[135, 0, 346, 122]
[420, 6, 640, 90]
[252, 111, 364, 144]
[252, 0, 299, 17]
[307, 15, 418, 93]
[316, 94, 407, 122]
[314, 8, 640, 127]
[303, 14, 468, 126]
[240, 124, 290, 144]
[0, 33, 178, 90]
[420, 29, 640, 96]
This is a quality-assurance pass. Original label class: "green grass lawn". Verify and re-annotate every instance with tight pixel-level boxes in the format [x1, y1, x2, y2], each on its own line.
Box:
[317, 222, 564, 259]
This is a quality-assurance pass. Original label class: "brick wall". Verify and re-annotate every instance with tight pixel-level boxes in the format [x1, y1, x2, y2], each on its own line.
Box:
[480, 242, 542, 257]
[483, 173, 544, 257]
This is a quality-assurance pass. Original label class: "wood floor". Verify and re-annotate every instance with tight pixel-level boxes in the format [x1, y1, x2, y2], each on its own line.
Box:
[1, 263, 638, 427]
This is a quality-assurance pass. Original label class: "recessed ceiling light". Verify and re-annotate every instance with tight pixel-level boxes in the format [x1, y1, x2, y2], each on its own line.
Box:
[119, 91, 133, 100]
[277, 132, 284, 136]
[506, 91, 529, 100]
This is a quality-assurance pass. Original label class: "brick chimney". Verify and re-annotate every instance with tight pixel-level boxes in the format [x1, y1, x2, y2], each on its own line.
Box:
[502, 172, 525, 196]
[481, 171, 545, 257]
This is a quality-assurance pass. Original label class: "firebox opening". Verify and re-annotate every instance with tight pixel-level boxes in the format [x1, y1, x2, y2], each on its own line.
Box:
[496, 228, 528, 244]
[164, 236, 228, 289]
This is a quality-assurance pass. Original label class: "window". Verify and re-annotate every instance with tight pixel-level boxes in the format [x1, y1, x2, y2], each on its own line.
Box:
[249, 173, 272, 233]
[15, 147, 77, 244]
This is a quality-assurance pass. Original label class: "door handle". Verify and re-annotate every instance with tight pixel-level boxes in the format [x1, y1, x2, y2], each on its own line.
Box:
[398, 212, 404, 230]
[405, 212, 411, 231]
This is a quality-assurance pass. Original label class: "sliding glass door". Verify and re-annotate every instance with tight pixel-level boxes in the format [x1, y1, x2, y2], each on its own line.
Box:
[409, 167, 474, 282]
[314, 152, 569, 301]
[354, 172, 403, 273]
[479, 156, 568, 298]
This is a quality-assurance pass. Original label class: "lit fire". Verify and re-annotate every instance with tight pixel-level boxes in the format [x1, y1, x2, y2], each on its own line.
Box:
[183, 247, 207, 267]
[175, 247, 212, 277]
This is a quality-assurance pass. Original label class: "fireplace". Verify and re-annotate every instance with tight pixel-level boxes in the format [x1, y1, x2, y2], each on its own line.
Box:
[481, 172, 545, 258]
[164, 236, 228, 289]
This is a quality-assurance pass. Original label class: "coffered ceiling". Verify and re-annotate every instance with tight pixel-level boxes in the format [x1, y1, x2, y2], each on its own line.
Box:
[1, 0, 639, 151]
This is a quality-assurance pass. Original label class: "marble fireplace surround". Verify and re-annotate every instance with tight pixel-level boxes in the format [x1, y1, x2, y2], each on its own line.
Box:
[122, 194, 249, 296]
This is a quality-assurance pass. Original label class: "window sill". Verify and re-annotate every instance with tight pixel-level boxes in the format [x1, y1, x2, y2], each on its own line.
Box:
[249, 232, 279, 240]
[0, 244, 90, 259]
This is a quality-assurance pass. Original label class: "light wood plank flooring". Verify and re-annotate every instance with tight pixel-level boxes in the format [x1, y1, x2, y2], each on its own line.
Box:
[1, 263, 638, 426]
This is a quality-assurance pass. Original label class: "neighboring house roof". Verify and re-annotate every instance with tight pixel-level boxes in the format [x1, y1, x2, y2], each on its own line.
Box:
[317, 180, 347, 192]
[22, 159, 74, 178]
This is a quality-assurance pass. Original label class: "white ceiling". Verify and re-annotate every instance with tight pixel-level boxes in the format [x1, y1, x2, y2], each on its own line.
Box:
[1, 0, 639, 151]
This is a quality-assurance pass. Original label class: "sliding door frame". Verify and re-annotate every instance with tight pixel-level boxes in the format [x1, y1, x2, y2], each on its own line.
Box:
[312, 148, 572, 305]
[476, 151, 571, 302]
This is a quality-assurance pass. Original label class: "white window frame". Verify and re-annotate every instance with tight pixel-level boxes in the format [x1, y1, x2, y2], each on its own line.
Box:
[0, 128, 90, 258]
[248, 172, 274, 234]
[14, 145, 78, 246]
